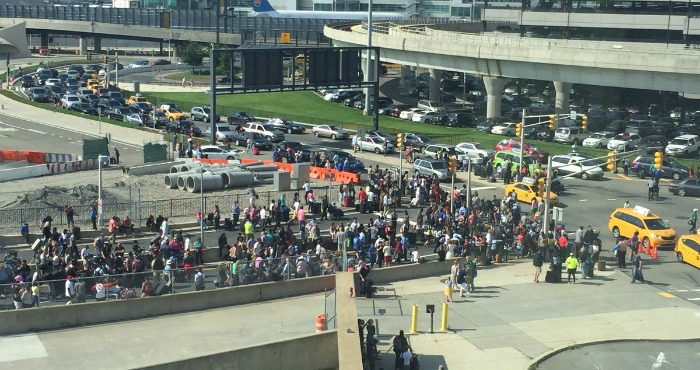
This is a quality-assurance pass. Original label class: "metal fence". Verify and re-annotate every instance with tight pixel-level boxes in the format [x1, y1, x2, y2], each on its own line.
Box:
[0, 255, 335, 310]
[0, 186, 341, 231]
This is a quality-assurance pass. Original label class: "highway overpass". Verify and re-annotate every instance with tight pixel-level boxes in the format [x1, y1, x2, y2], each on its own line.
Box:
[325, 22, 700, 117]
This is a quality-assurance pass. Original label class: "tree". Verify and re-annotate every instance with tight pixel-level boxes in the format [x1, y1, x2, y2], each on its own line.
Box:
[177, 42, 206, 72]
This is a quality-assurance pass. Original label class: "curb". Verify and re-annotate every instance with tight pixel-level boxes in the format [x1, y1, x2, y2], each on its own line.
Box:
[527, 337, 700, 369]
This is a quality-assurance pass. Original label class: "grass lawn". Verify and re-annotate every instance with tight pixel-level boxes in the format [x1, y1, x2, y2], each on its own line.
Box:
[164, 70, 215, 83]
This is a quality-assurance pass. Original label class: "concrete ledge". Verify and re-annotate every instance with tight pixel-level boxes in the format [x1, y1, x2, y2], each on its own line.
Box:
[368, 258, 457, 284]
[0, 163, 50, 182]
[141, 331, 339, 370]
[336, 272, 363, 370]
[128, 160, 185, 177]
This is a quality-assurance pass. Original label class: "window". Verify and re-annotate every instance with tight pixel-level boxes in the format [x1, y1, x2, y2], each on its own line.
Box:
[644, 218, 670, 230]
[684, 239, 700, 253]
[451, 6, 471, 17]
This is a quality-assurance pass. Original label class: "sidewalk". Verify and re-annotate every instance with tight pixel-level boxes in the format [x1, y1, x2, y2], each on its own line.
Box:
[360, 259, 700, 369]
[0, 93, 164, 149]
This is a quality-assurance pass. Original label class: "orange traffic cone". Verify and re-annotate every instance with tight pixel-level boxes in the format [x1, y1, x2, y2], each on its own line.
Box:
[651, 244, 658, 259]
[637, 243, 643, 253]
[644, 242, 651, 255]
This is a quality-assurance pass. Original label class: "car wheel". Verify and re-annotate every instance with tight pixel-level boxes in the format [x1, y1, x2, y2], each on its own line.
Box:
[314, 131, 319, 138]
[374, 148, 380, 154]
[678, 188, 686, 196]
[287, 129, 292, 134]
[642, 237, 650, 248]
[596, 143, 602, 149]
[612, 226, 620, 238]
[226, 156, 235, 160]
[331, 134, 337, 140]
[235, 140, 241, 146]
[672, 172, 681, 180]
[581, 172, 589, 180]
[676, 252, 684, 263]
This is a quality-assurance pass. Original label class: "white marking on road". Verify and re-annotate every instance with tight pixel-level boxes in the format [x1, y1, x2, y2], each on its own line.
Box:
[651, 352, 665, 369]
[0, 120, 46, 135]
[686, 298, 700, 301]
[607, 198, 616, 201]
[472, 186, 496, 191]
[579, 199, 588, 202]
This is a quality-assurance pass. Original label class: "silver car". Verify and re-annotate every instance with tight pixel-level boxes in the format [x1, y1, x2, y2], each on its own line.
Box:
[125, 113, 145, 126]
[412, 158, 449, 180]
[312, 125, 350, 140]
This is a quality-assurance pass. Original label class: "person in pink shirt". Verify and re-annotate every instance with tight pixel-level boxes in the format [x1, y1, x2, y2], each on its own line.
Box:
[297, 206, 306, 232]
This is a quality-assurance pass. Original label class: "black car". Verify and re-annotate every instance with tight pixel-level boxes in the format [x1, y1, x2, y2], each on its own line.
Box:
[20, 75, 35, 88]
[675, 124, 700, 137]
[444, 112, 473, 127]
[636, 135, 668, 154]
[227, 111, 256, 125]
[130, 102, 154, 115]
[230, 131, 272, 149]
[403, 133, 432, 151]
[379, 104, 412, 117]
[37, 71, 51, 85]
[652, 122, 678, 138]
[323, 150, 365, 172]
[537, 128, 555, 142]
[668, 177, 700, 197]
[278, 140, 312, 162]
[106, 107, 131, 121]
[70, 103, 99, 116]
[630, 155, 689, 180]
[46, 85, 65, 100]
[165, 120, 202, 137]
[344, 93, 365, 107]
[332, 90, 362, 103]
[476, 117, 508, 133]
[107, 91, 125, 105]
[266, 118, 305, 134]
[98, 99, 123, 113]
[28, 87, 50, 102]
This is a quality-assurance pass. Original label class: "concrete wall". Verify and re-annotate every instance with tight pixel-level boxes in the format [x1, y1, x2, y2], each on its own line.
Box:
[0, 21, 31, 58]
[336, 272, 363, 370]
[0, 274, 335, 335]
[142, 331, 339, 370]
[128, 160, 185, 177]
[367, 258, 457, 284]
[0, 163, 50, 182]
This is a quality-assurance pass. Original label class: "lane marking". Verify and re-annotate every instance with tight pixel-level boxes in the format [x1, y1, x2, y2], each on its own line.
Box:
[0, 120, 46, 135]
[651, 352, 665, 369]
[686, 298, 700, 301]
[607, 198, 616, 201]
[579, 199, 588, 202]
[657, 292, 676, 298]
[472, 186, 496, 191]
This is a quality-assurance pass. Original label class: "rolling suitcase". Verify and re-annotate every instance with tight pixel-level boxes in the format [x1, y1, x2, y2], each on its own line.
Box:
[545, 270, 555, 283]
[72, 227, 81, 240]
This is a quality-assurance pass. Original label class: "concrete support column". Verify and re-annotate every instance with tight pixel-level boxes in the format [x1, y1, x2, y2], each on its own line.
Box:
[93, 36, 102, 54]
[429, 68, 441, 102]
[484, 76, 507, 118]
[399, 65, 410, 89]
[553, 81, 572, 114]
[159, 42, 164, 56]
[79, 36, 88, 56]
[40, 32, 49, 48]
[361, 56, 375, 116]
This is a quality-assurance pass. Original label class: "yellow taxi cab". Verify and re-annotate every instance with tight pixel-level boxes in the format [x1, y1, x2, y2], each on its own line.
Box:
[127, 95, 151, 106]
[675, 234, 700, 269]
[85, 69, 97, 78]
[504, 179, 559, 205]
[608, 205, 676, 247]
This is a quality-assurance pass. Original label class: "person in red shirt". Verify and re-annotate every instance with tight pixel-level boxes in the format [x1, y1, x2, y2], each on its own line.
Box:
[358, 188, 367, 213]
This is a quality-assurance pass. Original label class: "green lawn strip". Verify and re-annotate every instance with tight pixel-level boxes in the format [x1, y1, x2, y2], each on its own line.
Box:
[1, 59, 87, 80]
[162, 71, 215, 83]
[129, 90, 700, 169]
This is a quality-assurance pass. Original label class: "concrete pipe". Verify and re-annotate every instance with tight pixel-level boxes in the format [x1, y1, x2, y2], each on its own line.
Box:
[186, 173, 225, 193]
[178, 163, 209, 172]
[221, 171, 255, 188]
[169, 165, 180, 174]
[253, 171, 276, 180]
[240, 161, 264, 168]
[177, 175, 188, 190]
[246, 165, 280, 173]
[164, 173, 181, 189]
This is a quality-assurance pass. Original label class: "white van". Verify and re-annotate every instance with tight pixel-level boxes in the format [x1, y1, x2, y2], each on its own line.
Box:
[416, 100, 445, 112]
[554, 127, 589, 144]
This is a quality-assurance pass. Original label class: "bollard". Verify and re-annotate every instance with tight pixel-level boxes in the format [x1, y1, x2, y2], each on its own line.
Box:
[410, 304, 418, 334]
[440, 302, 448, 331]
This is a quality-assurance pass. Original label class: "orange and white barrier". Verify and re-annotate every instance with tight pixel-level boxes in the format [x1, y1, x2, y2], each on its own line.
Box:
[46, 159, 99, 174]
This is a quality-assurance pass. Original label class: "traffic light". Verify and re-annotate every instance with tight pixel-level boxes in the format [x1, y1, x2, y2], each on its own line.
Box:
[607, 151, 616, 172]
[654, 150, 663, 170]
[87, 53, 92, 61]
[448, 155, 456, 173]
[103, 55, 109, 64]
[581, 114, 588, 131]
[396, 133, 403, 149]
[548, 114, 556, 130]
[515, 122, 522, 138]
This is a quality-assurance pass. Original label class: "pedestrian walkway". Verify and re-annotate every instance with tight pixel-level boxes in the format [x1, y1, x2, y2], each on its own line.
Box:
[358, 259, 700, 370]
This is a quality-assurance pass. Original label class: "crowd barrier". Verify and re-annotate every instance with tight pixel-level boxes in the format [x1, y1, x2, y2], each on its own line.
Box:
[238, 158, 359, 184]
[0, 149, 46, 163]
[142, 331, 339, 370]
[44, 152, 82, 163]
[45, 159, 99, 174]
[0, 164, 50, 182]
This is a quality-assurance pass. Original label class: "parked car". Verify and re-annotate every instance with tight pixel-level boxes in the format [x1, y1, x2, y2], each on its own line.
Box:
[416, 100, 446, 112]
[229, 131, 273, 149]
[403, 133, 432, 150]
[444, 111, 473, 127]
[456, 142, 494, 159]
[125, 113, 145, 126]
[266, 118, 305, 134]
[356, 136, 394, 154]
[200, 145, 240, 160]
[636, 135, 668, 154]
[190, 106, 221, 123]
[28, 87, 50, 102]
[665, 134, 700, 157]
[630, 154, 689, 180]
[159, 103, 186, 122]
[130, 102, 154, 115]
[278, 141, 312, 162]
[106, 107, 132, 121]
[312, 125, 349, 140]
[243, 123, 285, 142]
[60, 94, 81, 109]
[553, 127, 589, 144]
[495, 139, 539, 157]
[413, 158, 449, 180]
[366, 130, 397, 145]
[582, 131, 616, 148]
[607, 133, 642, 151]
[166, 119, 201, 137]
[491, 122, 519, 136]
[399, 108, 424, 121]
[492, 150, 537, 174]
[476, 117, 508, 133]
[551, 154, 604, 180]
[421, 144, 465, 161]
[227, 111, 257, 125]
[151, 110, 168, 128]
[668, 177, 700, 197]
[70, 103, 99, 116]
[379, 104, 412, 117]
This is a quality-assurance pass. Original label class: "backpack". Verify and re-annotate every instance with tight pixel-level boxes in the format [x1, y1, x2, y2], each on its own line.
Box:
[133, 259, 145, 272]
[195, 272, 204, 287]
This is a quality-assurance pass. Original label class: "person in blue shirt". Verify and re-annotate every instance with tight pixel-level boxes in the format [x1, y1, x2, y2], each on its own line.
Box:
[368, 245, 377, 268]
[336, 161, 343, 171]
[353, 235, 361, 250]
[19, 223, 29, 244]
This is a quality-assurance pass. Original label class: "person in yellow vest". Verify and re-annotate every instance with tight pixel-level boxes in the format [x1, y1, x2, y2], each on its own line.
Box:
[243, 218, 254, 241]
[565, 252, 579, 284]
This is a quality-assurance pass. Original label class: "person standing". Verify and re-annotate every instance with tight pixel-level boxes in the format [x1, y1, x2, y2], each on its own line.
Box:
[533, 248, 544, 283]
[90, 206, 97, 230]
[231, 201, 241, 228]
[565, 252, 579, 284]
[392, 330, 411, 370]
[631, 249, 645, 283]
[213, 205, 221, 231]
[690, 208, 697, 234]
[647, 178, 655, 201]
[574, 226, 584, 255]
[443, 275, 454, 302]
[114, 147, 120, 164]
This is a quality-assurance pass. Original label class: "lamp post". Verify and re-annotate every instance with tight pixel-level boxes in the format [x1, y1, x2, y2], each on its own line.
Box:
[200, 163, 204, 241]
[363, 0, 374, 117]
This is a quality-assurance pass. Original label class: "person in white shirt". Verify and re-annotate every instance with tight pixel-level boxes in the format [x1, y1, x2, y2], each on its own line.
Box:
[259, 207, 268, 229]
[400, 348, 413, 369]
[95, 279, 106, 301]
[161, 217, 169, 238]
[411, 248, 420, 263]
[65, 277, 75, 299]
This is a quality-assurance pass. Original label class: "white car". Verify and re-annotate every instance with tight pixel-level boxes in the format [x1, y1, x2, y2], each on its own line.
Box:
[582, 131, 616, 148]
[607, 133, 641, 151]
[128, 60, 149, 68]
[243, 122, 285, 142]
[200, 145, 241, 160]
[491, 122, 518, 136]
[456, 142, 494, 158]
[60, 94, 81, 109]
[214, 123, 236, 142]
[356, 136, 395, 154]
[413, 111, 442, 123]
[44, 78, 61, 86]
[410, 110, 431, 123]
[312, 125, 349, 140]
[399, 108, 423, 120]
[665, 134, 700, 157]
[551, 154, 604, 180]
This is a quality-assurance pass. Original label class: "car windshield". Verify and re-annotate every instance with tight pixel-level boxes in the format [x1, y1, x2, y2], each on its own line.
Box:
[670, 138, 689, 145]
[668, 159, 681, 167]
[202, 107, 210, 113]
[218, 126, 232, 132]
[471, 143, 486, 150]
[431, 161, 447, 169]
[328, 126, 340, 130]
[67, 96, 79, 101]
[644, 218, 670, 230]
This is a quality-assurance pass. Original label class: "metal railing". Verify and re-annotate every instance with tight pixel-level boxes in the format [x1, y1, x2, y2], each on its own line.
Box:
[0, 254, 335, 310]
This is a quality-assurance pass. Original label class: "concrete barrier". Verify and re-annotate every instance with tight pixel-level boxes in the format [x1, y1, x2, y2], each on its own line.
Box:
[336, 272, 363, 370]
[129, 160, 185, 177]
[367, 258, 457, 284]
[259, 275, 335, 301]
[44, 152, 82, 163]
[45, 159, 98, 174]
[141, 331, 339, 370]
[0, 163, 50, 182]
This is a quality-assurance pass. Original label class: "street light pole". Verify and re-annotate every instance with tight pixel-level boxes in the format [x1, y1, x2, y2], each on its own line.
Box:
[519, 108, 526, 177]
[543, 156, 553, 239]
[363, 0, 373, 118]
[200, 163, 204, 241]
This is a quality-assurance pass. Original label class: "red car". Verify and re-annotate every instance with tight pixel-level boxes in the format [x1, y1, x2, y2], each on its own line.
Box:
[495, 139, 548, 163]
[150, 59, 172, 66]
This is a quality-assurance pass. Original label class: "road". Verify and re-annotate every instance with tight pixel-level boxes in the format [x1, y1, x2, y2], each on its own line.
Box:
[537, 340, 700, 370]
